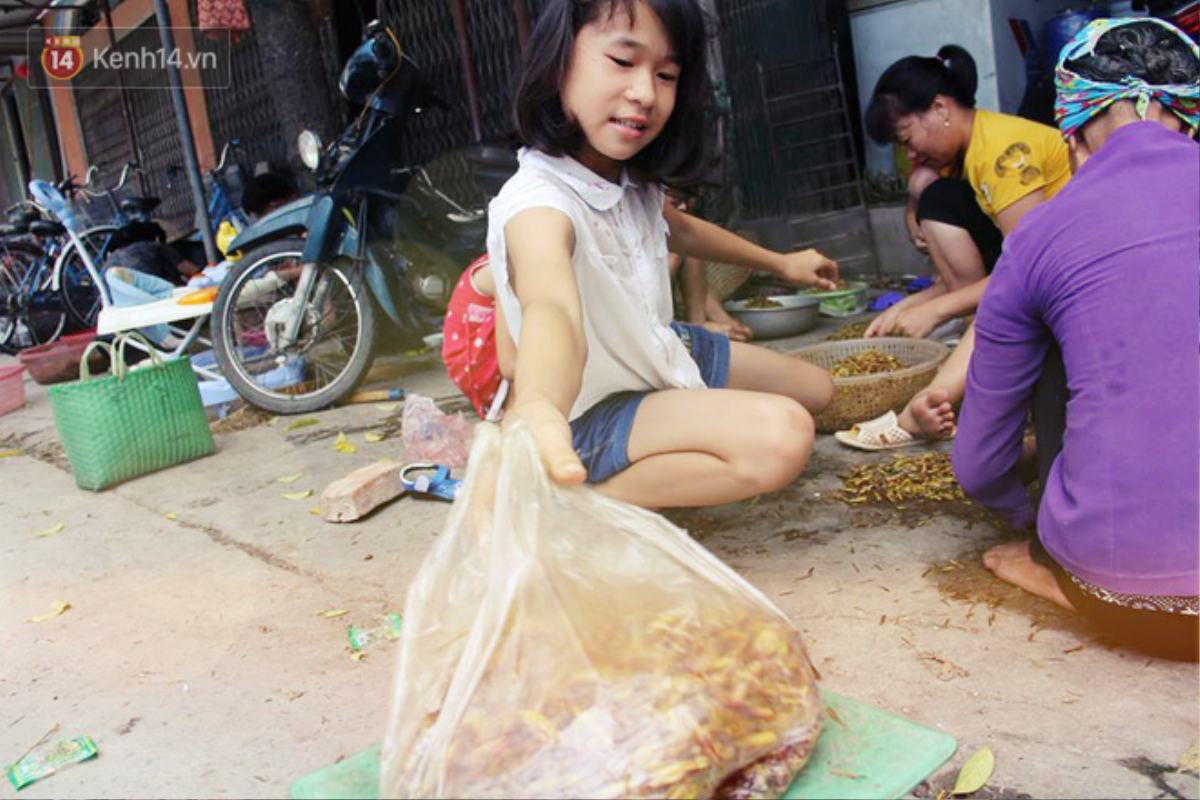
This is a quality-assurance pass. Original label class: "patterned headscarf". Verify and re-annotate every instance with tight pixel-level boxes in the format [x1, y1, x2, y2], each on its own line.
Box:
[1054, 17, 1199, 140]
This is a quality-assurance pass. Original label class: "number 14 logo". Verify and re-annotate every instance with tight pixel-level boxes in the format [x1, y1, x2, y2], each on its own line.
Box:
[42, 36, 83, 80]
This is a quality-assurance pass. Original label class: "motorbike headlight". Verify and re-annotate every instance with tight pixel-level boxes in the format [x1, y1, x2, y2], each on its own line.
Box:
[297, 130, 323, 171]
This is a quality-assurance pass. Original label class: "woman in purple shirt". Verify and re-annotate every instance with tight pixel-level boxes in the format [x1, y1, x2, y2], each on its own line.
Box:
[952, 18, 1199, 661]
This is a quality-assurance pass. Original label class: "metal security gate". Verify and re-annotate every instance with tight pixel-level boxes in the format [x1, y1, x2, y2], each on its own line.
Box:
[188, 0, 288, 177]
[711, 0, 877, 275]
[73, 22, 196, 237]
[376, 0, 529, 204]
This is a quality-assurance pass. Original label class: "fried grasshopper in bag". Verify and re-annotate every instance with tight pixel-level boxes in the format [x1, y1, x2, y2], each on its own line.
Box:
[381, 423, 823, 799]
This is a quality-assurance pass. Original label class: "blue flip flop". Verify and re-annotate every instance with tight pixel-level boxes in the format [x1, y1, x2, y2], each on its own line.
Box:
[399, 463, 462, 502]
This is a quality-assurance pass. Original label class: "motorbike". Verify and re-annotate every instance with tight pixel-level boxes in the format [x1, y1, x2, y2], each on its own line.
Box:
[211, 20, 515, 414]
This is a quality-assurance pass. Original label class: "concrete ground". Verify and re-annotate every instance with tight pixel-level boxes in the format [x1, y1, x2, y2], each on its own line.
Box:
[1, 317, 1196, 800]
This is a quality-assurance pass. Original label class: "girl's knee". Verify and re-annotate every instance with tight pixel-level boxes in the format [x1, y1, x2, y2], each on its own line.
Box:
[734, 398, 814, 492]
[808, 370, 835, 413]
[908, 166, 940, 200]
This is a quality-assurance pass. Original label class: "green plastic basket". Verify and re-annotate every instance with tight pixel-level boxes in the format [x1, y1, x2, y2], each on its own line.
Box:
[48, 334, 215, 491]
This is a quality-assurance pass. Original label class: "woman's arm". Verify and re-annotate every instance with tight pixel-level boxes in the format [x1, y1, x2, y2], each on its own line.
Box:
[503, 207, 588, 484]
[952, 277, 1045, 531]
[995, 189, 1047, 237]
[663, 202, 839, 289]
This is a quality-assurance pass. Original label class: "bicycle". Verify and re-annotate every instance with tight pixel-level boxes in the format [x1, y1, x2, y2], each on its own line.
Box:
[0, 199, 82, 352]
[50, 162, 163, 331]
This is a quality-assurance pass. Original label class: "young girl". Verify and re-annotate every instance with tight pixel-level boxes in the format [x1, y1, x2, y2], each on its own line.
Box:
[488, 0, 838, 509]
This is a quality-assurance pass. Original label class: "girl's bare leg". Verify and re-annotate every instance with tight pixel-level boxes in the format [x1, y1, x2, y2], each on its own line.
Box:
[726, 341, 835, 414]
[595, 389, 815, 508]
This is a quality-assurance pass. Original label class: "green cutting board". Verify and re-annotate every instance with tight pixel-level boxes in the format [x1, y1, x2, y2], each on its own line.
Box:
[782, 692, 957, 799]
[290, 692, 956, 800]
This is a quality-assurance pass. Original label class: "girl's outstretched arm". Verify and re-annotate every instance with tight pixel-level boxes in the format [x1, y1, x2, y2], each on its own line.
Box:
[502, 208, 588, 485]
[663, 201, 840, 290]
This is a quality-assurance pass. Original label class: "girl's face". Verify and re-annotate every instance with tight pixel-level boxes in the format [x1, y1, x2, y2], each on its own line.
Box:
[893, 99, 961, 170]
[561, 0, 680, 182]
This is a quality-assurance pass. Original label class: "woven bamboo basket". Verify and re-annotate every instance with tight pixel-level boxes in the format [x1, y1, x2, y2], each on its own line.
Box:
[705, 228, 758, 301]
[705, 261, 751, 301]
[788, 338, 950, 433]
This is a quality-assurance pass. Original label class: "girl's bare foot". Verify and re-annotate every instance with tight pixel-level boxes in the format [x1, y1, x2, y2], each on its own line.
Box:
[983, 540, 1076, 611]
[896, 388, 955, 440]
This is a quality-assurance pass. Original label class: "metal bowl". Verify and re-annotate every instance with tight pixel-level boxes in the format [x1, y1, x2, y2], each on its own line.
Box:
[724, 294, 821, 340]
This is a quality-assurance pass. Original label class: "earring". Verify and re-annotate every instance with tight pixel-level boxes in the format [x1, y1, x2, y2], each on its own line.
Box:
[944, 119, 950, 128]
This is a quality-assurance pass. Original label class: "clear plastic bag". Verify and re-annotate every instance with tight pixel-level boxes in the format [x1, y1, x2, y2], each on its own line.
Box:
[381, 423, 823, 799]
[400, 393, 473, 467]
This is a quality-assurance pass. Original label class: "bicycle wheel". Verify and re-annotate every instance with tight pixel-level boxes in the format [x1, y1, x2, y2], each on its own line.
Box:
[212, 238, 377, 414]
[56, 225, 119, 330]
[0, 241, 62, 353]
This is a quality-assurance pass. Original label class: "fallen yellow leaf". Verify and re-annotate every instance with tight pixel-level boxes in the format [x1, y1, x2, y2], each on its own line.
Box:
[351, 652, 367, 661]
[267, 416, 280, 425]
[309, 506, 322, 516]
[316, 609, 349, 618]
[33, 523, 65, 538]
[951, 746, 995, 796]
[287, 418, 320, 431]
[374, 402, 401, 412]
[27, 600, 71, 623]
[282, 489, 314, 500]
[1180, 741, 1200, 773]
[0, 448, 22, 458]
[277, 472, 304, 483]
[333, 432, 357, 454]
[364, 432, 385, 443]
[165, 513, 177, 521]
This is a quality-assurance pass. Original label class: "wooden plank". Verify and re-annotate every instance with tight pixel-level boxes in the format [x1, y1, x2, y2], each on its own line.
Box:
[320, 460, 404, 523]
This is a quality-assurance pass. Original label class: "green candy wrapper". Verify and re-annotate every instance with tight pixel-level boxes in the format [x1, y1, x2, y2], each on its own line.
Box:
[5, 735, 97, 791]
[348, 612, 403, 653]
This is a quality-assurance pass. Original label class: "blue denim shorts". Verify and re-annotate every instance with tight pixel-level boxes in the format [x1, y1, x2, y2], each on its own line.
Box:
[570, 322, 730, 483]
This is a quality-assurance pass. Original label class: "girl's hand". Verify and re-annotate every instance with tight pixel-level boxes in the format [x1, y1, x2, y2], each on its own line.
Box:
[775, 249, 839, 290]
[504, 395, 586, 485]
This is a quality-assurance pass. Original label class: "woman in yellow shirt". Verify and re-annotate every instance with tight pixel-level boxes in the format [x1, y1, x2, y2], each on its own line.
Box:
[839, 45, 1070, 449]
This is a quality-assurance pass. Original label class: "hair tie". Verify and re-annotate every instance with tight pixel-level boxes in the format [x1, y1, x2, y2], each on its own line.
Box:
[940, 56, 951, 69]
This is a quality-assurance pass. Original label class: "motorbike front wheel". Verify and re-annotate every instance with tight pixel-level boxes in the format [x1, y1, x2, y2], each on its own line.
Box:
[211, 238, 377, 414]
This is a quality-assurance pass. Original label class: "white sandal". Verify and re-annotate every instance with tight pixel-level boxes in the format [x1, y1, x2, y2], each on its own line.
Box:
[834, 411, 919, 451]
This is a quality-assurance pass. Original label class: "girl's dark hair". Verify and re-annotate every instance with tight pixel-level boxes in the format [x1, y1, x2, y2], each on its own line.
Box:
[514, 0, 712, 184]
[1064, 20, 1199, 86]
[864, 44, 977, 145]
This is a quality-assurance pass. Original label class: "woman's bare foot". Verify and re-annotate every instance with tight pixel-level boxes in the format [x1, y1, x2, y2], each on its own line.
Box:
[896, 388, 955, 440]
[983, 540, 1076, 611]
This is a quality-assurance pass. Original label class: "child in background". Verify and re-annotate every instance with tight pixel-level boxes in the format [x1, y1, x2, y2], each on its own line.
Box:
[442, 255, 516, 420]
[488, 0, 838, 509]
[666, 190, 752, 342]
